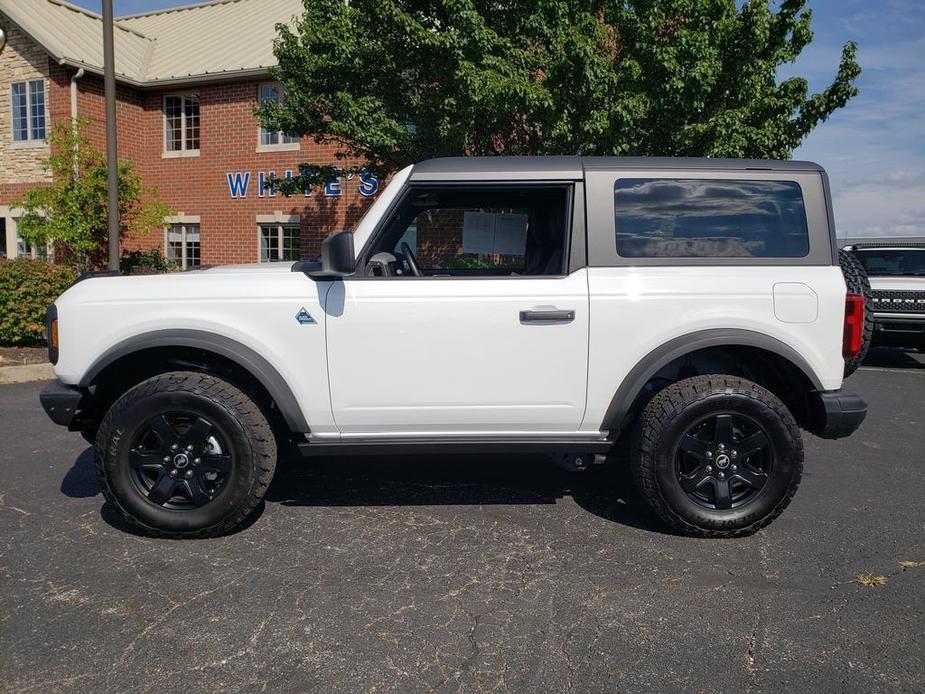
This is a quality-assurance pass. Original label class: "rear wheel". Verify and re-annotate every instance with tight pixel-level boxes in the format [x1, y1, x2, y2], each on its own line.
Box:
[95, 371, 277, 538]
[839, 249, 874, 377]
[631, 375, 803, 538]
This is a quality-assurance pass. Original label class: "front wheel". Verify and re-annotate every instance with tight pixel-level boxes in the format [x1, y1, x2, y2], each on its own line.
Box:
[631, 375, 803, 538]
[95, 372, 277, 538]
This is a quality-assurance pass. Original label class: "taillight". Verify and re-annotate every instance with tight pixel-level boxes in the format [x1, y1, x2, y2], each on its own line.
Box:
[843, 293, 864, 360]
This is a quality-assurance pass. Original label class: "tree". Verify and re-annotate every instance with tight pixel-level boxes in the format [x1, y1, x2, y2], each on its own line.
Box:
[261, 0, 859, 192]
[15, 122, 171, 271]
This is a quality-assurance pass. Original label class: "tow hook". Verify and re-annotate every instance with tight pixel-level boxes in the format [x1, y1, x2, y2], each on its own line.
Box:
[554, 452, 607, 472]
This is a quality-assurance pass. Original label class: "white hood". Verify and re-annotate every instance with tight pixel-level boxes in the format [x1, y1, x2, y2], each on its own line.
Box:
[202, 262, 296, 274]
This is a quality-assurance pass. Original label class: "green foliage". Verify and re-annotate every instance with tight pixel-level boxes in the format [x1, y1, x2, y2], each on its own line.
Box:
[15, 121, 171, 271]
[439, 255, 496, 270]
[0, 259, 77, 345]
[262, 0, 860, 191]
[120, 248, 180, 275]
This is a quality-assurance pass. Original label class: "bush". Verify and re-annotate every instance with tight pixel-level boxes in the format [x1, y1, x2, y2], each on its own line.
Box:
[0, 260, 77, 345]
[121, 249, 179, 275]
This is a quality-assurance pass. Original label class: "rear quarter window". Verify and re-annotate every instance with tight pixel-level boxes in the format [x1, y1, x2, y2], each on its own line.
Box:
[614, 178, 810, 258]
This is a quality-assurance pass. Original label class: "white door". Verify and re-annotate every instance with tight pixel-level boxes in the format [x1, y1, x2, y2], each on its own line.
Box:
[324, 184, 589, 435]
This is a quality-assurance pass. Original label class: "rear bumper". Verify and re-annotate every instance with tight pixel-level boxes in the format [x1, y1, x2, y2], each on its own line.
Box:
[810, 390, 868, 439]
[39, 379, 84, 427]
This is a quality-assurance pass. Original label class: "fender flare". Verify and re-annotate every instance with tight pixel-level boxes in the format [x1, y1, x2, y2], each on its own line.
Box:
[602, 328, 824, 432]
[79, 329, 309, 433]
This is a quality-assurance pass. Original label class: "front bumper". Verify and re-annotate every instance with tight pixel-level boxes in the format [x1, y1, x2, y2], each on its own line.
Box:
[40, 379, 84, 427]
[811, 390, 868, 440]
[872, 313, 925, 347]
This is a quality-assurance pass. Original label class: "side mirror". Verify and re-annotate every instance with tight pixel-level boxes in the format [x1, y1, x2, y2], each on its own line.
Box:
[301, 231, 355, 279]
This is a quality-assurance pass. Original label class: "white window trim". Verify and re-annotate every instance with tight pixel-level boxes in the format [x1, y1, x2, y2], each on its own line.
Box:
[0, 205, 52, 260]
[257, 214, 301, 262]
[10, 79, 48, 149]
[256, 82, 300, 153]
[163, 93, 201, 158]
[164, 214, 201, 269]
[256, 141, 301, 153]
[256, 212, 300, 224]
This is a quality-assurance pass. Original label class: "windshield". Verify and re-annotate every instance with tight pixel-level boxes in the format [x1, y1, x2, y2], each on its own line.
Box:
[855, 249, 925, 277]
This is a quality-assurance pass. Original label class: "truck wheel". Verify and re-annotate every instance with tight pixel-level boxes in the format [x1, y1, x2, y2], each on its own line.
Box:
[631, 375, 803, 538]
[95, 371, 277, 538]
[839, 249, 874, 377]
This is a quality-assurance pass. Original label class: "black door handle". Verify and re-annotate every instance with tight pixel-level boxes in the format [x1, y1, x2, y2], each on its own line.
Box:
[519, 309, 575, 323]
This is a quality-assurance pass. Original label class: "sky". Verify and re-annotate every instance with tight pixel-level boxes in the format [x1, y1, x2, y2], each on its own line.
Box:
[71, 0, 924, 238]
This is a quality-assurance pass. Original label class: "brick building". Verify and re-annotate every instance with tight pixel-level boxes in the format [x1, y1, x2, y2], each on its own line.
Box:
[0, 0, 379, 267]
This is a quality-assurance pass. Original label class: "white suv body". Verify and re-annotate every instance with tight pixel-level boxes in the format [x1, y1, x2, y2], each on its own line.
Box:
[41, 157, 868, 538]
[844, 239, 925, 351]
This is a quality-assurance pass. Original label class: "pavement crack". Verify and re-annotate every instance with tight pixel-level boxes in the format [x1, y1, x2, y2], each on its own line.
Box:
[112, 568, 254, 668]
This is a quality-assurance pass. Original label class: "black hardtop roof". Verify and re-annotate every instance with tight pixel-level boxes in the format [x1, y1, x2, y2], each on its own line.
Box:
[409, 156, 824, 181]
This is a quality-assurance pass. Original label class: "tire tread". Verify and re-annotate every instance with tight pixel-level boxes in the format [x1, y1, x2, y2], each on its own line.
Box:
[632, 374, 803, 538]
[94, 371, 277, 539]
[839, 249, 874, 377]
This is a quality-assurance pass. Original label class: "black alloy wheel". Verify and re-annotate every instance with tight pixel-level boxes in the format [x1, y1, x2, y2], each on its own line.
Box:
[128, 413, 233, 509]
[675, 413, 772, 510]
[95, 371, 277, 538]
[631, 375, 803, 537]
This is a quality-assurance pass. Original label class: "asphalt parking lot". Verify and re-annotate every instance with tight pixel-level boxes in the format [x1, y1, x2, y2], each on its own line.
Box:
[1, 348, 923, 693]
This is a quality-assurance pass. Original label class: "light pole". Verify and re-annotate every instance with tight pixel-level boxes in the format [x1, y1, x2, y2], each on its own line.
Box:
[102, 0, 120, 271]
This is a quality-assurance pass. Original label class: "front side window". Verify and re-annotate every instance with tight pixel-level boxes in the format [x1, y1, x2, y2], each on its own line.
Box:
[260, 223, 301, 262]
[614, 178, 810, 258]
[11, 79, 46, 142]
[164, 95, 200, 152]
[165, 223, 201, 269]
[365, 186, 570, 277]
[258, 83, 298, 147]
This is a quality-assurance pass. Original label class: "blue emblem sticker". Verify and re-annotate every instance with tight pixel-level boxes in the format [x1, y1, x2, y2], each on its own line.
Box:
[295, 307, 316, 325]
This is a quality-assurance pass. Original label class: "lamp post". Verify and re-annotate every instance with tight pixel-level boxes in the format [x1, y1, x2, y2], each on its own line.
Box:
[102, 0, 120, 271]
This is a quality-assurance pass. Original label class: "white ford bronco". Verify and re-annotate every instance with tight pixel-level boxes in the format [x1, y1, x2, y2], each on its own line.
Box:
[843, 238, 925, 352]
[41, 157, 869, 538]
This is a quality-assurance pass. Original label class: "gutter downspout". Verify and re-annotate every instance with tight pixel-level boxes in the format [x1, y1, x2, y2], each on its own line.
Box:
[61, 61, 85, 175]
[71, 66, 85, 127]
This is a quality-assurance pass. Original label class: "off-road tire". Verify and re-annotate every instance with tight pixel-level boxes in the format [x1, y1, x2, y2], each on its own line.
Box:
[95, 371, 277, 538]
[839, 249, 874, 377]
[631, 375, 803, 538]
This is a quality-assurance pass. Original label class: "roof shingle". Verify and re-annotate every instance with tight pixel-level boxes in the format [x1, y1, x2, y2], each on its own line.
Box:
[0, 0, 302, 86]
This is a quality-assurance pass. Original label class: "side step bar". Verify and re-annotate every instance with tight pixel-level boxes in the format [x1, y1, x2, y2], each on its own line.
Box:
[297, 437, 613, 457]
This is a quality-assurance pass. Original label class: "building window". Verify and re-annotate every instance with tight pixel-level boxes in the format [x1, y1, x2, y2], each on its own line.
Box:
[259, 223, 301, 262]
[16, 235, 49, 261]
[258, 83, 298, 148]
[164, 95, 200, 154]
[165, 223, 201, 269]
[11, 79, 46, 143]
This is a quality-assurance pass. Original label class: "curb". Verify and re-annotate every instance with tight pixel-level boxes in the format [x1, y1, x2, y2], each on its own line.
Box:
[0, 363, 55, 385]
